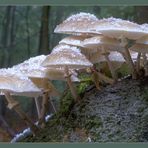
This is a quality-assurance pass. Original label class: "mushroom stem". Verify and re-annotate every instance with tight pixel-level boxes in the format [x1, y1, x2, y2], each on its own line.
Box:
[34, 97, 41, 119]
[64, 66, 80, 102]
[49, 97, 57, 113]
[136, 52, 141, 74]
[97, 71, 114, 84]
[4, 91, 39, 135]
[38, 92, 49, 128]
[142, 53, 148, 76]
[124, 47, 137, 79]
[103, 53, 118, 82]
[91, 69, 101, 90]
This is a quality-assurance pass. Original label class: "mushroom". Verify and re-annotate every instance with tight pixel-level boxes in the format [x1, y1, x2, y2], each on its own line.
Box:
[89, 17, 148, 79]
[129, 43, 148, 76]
[12, 55, 60, 126]
[0, 68, 42, 135]
[136, 35, 148, 73]
[54, 12, 100, 36]
[59, 37, 115, 87]
[83, 35, 121, 82]
[59, 35, 89, 47]
[29, 77, 60, 127]
[45, 67, 80, 82]
[41, 45, 93, 102]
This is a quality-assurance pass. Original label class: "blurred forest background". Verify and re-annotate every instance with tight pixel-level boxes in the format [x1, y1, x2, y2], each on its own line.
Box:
[0, 6, 147, 142]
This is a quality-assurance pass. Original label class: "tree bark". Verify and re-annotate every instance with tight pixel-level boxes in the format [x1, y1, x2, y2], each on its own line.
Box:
[38, 6, 50, 54]
[26, 6, 31, 57]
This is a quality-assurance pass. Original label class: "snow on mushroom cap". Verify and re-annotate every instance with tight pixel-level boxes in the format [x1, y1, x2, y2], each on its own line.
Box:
[90, 17, 147, 40]
[0, 68, 41, 97]
[54, 12, 100, 35]
[42, 46, 93, 69]
[52, 44, 82, 54]
[141, 23, 148, 32]
[12, 55, 47, 78]
[64, 12, 98, 22]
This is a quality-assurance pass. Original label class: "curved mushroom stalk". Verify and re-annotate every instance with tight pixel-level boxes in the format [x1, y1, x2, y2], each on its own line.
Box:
[102, 51, 118, 82]
[4, 91, 39, 135]
[64, 66, 80, 102]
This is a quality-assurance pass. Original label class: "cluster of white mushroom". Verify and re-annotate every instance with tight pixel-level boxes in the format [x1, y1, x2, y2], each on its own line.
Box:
[54, 12, 148, 81]
[0, 12, 147, 136]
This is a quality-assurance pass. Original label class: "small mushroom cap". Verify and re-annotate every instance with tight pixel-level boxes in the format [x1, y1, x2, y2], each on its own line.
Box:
[29, 77, 60, 97]
[83, 35, 121, 51]
[0, 68, 41, 97]
[129, 43, 148, 54]
[91, 17, 147, 40]
[136, 36, 148, 45]
[54, 12, 100, 35]
[12, 55, 47, 78]
[41, 45, 93, 69]
[59, 35, 88, 48]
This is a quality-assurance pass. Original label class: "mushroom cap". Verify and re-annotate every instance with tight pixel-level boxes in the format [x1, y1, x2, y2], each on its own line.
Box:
[90, 17, 147, 40]
[141, 23, 148, 32]
[136, 36, 148, 45]
[0, 68, 41, 97]
[29, 77, 60, 97]
[82, 35, 122, 52]
[54, 12, 100, 35]
[12, 55, 47, 78]
[59, 35, 88, 48]
[129, 43, 148, 53]
[45, 68, 80, 82]
[42, 45, 93, 69]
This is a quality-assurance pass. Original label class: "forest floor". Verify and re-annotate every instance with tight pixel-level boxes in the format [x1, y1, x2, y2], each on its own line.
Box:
[21, 76, 148, 142]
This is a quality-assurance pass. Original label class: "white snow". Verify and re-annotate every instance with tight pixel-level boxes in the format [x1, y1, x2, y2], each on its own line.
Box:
[64, 12, 98, 22]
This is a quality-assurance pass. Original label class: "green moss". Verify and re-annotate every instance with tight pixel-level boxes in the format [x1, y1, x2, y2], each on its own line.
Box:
[85, 116, 102, 130]
[117, 63, 130, 78]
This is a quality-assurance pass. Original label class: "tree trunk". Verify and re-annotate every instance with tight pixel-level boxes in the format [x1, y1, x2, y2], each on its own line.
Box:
[135, 6, 148, 24]
[38, 6, 50, 54]
[26, 6, 31, 57]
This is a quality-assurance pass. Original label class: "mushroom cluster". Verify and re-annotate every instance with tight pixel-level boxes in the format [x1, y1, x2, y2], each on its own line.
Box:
[55, 13, 148, 80]
[0, 12, 147, 136]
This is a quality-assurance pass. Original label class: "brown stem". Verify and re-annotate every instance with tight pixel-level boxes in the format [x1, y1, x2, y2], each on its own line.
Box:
[49, 97, 57, 113]
[97, 71, 114, 84]
[136, 52, 141, 73]
[64, 66, 80, 102]
[104, 54, 118, 82]
[4, 91, 39, 135]
[142, 53, 148, 76]
[124, 47, 137, 79]
[38, 92, 49, 128]
[91, 70, 101, 90]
